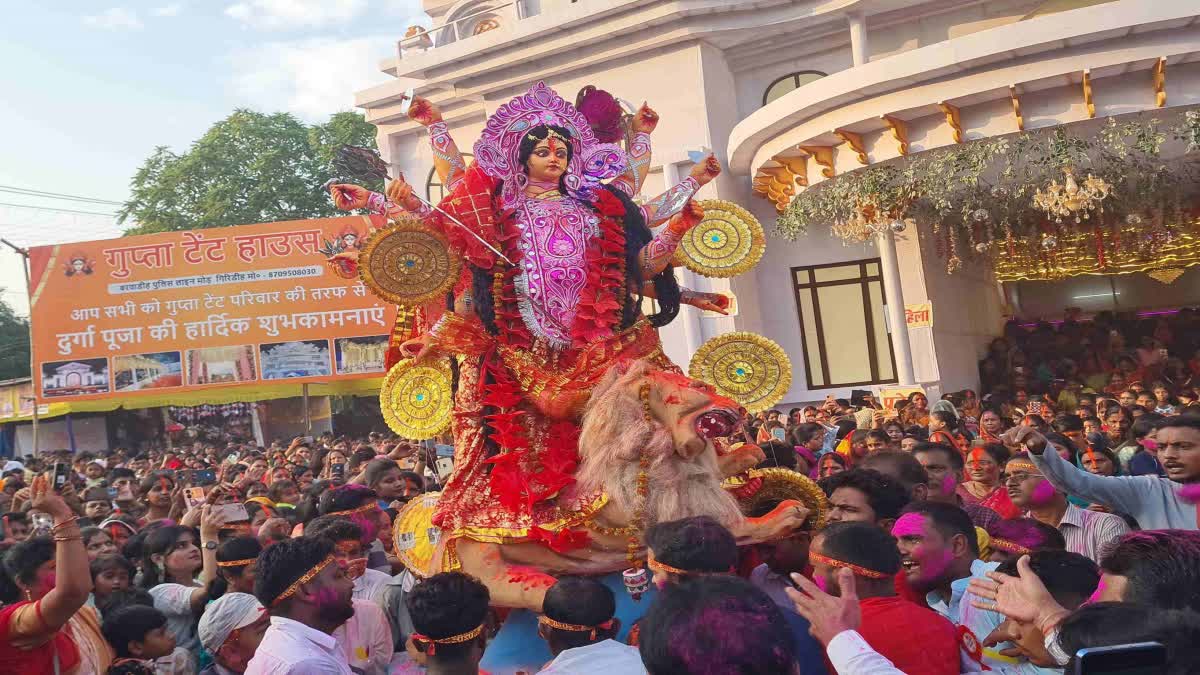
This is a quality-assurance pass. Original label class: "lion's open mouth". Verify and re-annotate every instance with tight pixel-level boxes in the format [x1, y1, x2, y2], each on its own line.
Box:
[694, 408, 740, 439]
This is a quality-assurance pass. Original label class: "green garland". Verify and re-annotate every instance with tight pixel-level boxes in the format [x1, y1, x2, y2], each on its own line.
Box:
[776, 108, 1200, 272]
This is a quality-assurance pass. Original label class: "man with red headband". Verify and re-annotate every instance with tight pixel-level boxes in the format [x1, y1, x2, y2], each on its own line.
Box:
[246, 538, 355, 674]
[537, 577, 642, 673]
[810, 521, 961, 675]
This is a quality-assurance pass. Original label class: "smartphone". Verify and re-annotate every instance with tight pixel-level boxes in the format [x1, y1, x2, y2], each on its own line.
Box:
[331, 463, 346, 482]
[771, 427, 787, 441]
[30, 512, 53, 536]
[52, 462, 71, 491]
[1073, 642, 1166, 674]
[193, 469, 216, 486]
[184, 487, 207, 511]
[213, 503, 250, 522]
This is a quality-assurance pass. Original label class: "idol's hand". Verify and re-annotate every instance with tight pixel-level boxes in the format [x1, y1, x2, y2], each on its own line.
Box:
[667, 200, 704, 236]
[408, 96, 443, 126]
[632, 102, 659, 134]
[400, 334, 437, 362]
[685, 292, 730, 315]
[689, 154, 722, 186]
[385, 177, 420, 210]
[330, 183, 370, 211]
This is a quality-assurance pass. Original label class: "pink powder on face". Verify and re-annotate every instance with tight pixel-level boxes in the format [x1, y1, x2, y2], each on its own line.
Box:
[916, 549, 955, 584]
[1030, 479, 1057, 506]
[1086, 578, 1107, 605]
[813, 575, 827, 592]
[940, 473, 957, 496]
[314, 586, 342, 610]
[891, 513, 926, 538]
[1178, 484, 1200, 504]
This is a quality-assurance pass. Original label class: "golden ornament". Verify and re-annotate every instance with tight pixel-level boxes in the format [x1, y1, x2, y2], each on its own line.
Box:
[734, 467, 828, 532]
[673, 199, 766, 278]
[689, 332, 791, 414]
[359, 218, 460, 306]
[1147, 267, 1186, 284]
[380, 357, 454, 440]
[392, 491, 442, 578]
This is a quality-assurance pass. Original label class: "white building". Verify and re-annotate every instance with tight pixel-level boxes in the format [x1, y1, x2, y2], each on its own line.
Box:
[357, 0, 1200, 406]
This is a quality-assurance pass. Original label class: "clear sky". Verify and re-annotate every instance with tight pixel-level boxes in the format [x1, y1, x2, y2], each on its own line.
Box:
[0, 1, 425, 316]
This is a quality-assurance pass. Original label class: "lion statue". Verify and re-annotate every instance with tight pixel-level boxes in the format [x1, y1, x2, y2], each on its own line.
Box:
[432, 360, 808, 612]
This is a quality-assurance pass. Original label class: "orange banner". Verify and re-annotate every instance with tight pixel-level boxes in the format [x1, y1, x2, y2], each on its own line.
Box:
[29, 216, 397, 403]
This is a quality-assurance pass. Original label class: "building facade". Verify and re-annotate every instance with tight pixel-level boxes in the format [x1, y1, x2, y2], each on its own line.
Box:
[356, 0, 1200, 406]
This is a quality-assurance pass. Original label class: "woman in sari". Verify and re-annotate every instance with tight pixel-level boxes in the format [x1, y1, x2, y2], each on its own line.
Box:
[958, 443, 1020, 519]
[0, 475, 112, 674]
[899, 392, 930, 428]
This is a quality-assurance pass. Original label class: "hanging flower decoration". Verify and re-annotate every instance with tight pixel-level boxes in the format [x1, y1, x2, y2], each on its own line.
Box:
[775, 107, 1200, 278]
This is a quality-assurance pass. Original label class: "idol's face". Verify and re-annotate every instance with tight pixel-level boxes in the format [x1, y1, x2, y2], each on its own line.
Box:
[526, 137, 569, 183]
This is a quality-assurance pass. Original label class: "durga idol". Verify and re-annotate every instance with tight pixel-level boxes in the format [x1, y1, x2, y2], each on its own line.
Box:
[330, 82, 802, 612]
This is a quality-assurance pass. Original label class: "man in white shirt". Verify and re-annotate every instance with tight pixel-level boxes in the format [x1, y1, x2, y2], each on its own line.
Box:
[246, 538, 356, 675]
[304, 515, 392, 604]
[536, 576, 644, 674]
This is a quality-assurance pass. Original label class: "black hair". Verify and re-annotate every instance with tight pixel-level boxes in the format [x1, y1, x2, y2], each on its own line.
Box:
[790, 422, 825, 446]
[542, 576, 616, 650]
[644, 516, 738, 575]
[255, 537, 335, 608]
[1159, 414, 1200, 435]
[756, 441, 797, 470]
[912, 442, 965, 472]
[305, 515, 364, 545]
[211, 536, 263, 600]
[930, 409, 958, 429]
[101, 604, 168, 658]
[898, 501, 979, 556]
[121, 519, 163, 562]
[0, 536, 54, 601]
[399, 470, 425, 491]
[987, 518, 1066, 553]
[995, 549, 1096, 609]
[362, 458, 401, 490]
[318, 484, 377, 515]
[817, 521, 901, 576]
[819, 469, 911, 521]
[406, 572, 490, 662]
[91, 554, 137, 583]
[865, 430, 890, 445]
[295, 479, 332, 523]
[138, 470, 176, 497]
[1058, 603, 1200, 675]
[139, 525, 198, 589]
[1050, 414, 1084, 434]
[1100, 530, 1200, 611]
[858, 451, 930, 497]
[638, 576, 797, 675]
[2, 511, 29, 526]
[97, 588, 155, 617]
[349, 446, 376, 471]
[268, 479, 298, 504]
[975, 442, 1011, 466]
[1044, 431, 1079, 457]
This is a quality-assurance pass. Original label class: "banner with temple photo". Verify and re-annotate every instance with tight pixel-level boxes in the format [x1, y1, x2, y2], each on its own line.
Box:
[28, 215, 397, 404]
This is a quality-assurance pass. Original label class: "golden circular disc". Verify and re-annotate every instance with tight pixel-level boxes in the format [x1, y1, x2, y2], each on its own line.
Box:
[672, 199, 765, 278]
[741, 468, 828, 531]
[688, 332, 791, 414]
[359, 218, 460, 306]
[380, 357, 454, 440]
[391, 491, 442, 578]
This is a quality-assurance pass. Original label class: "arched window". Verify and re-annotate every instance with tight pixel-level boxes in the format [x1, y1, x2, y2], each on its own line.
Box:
[426, 154, 474, 202]
[762, 71, 827, 106]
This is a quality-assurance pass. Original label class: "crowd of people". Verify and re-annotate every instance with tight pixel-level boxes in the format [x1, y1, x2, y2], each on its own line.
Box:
[0, 312, 1199, 674]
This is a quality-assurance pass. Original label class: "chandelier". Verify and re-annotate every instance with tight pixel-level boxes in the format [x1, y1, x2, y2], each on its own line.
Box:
[1033, 168, 1111, 223]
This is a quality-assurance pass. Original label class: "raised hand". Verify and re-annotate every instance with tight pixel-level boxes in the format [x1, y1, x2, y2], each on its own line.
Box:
[968, 554, 1068, 630]
[689, 154, 722, 186]
[385, 176, 418, 209]
[29, 474, 72, 521]
[330, 183, 371, 211]
[667, 200, 704, 236]
[786, 567, 860, 646]
[1000, 425, 1049, 455]
[631, 102, 659, 134]
[408, 96, 443, 126]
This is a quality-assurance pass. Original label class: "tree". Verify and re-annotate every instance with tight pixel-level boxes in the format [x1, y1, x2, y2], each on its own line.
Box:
[119, 110, 380, 234]
[0, 293, 31, 380]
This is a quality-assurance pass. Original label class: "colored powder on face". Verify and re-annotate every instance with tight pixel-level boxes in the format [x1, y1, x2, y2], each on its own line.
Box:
[1178, 484, 1200, 504]
[813, 575, 827, 592]
[891, 513, 926, 538]
[916, 550, 955, 584]
[314, 586, 343, 611]
[1030, 479, 1057, 506]
[940, 473, 957, 496]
